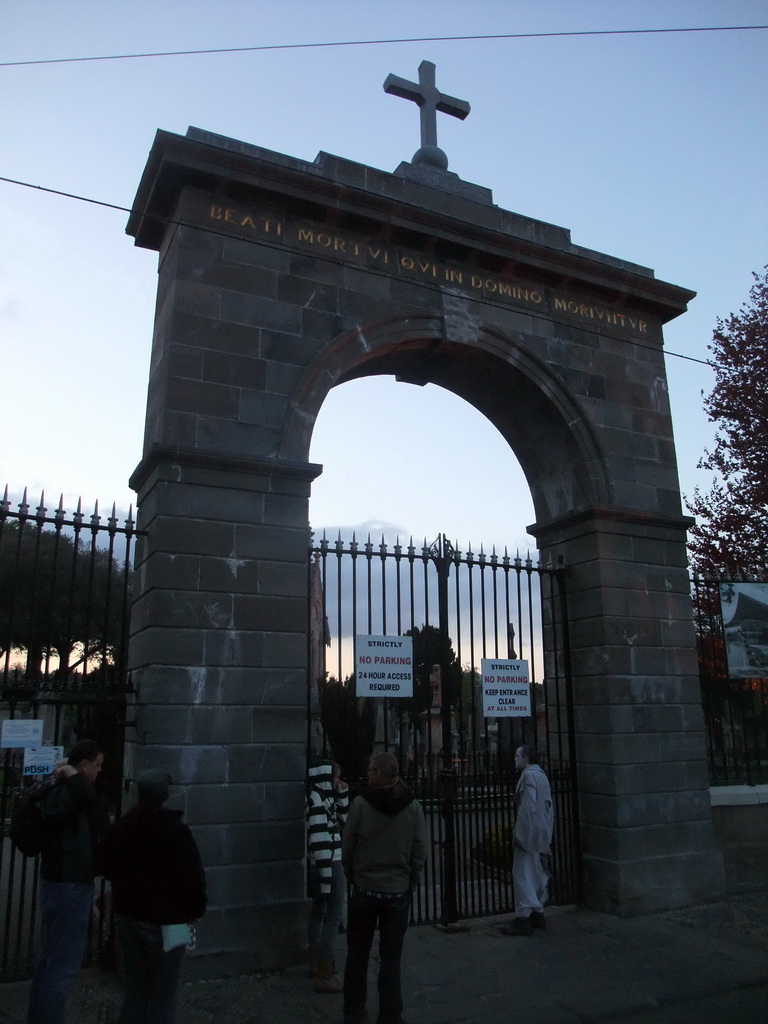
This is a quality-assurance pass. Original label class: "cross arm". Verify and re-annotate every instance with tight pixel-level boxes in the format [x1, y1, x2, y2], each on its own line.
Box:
[383, 73, 423, 105]
[436, 94, 470, 120]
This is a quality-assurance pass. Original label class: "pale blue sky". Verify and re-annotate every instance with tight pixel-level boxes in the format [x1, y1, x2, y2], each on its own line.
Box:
[1, 1, 766, 555]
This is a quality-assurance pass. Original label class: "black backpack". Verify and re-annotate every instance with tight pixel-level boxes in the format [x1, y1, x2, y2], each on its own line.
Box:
[9, 778, 57, 857]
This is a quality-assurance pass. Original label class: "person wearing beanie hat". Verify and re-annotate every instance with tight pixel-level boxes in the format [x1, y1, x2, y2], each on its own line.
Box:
[102, 770, 206, 1024]
[135, 769, 171, 804]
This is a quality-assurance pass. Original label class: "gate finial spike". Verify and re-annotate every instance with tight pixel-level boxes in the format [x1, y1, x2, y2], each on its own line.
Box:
[1, 485, 9, 513]
[36, 491, 47, 521]
[19, 487, 29, 515]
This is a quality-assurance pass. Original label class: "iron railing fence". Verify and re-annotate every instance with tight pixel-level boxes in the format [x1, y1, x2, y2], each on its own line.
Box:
[0, 487, 139, 981]
[308, 532, 580, 924]
[692, 574, 768, 786]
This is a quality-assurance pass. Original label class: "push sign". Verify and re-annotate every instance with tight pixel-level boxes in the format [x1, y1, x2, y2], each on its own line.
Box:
[481, 659, 532, 717]
[23, 747, 64, 777]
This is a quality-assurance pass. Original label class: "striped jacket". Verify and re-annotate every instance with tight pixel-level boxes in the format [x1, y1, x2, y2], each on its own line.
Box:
[307, 762, 348, 895]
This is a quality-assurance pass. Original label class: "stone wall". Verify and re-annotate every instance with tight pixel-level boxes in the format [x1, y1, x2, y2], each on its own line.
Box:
[711, 787, 768, 892]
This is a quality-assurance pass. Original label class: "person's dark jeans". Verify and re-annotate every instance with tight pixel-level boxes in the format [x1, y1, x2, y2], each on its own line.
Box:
[343, 886, 410, 1024]
[27, 880, 93, 1024]
[114, 915, 186, 1024]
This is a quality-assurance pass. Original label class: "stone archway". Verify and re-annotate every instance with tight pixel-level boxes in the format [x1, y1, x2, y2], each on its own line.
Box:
[282, 312, 610, 523]
[126, 124, 724, 973]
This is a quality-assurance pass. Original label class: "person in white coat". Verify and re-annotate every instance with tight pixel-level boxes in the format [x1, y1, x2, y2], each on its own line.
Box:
[500, 745, 554, 936]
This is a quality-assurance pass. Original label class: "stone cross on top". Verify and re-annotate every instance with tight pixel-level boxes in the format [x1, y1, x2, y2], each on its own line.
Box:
[384, 60, 470, 172]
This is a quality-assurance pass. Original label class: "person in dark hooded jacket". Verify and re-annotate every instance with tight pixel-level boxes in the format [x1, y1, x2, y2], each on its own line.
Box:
[102, 770, 206, 1024]
[341, 751, 426, 1024]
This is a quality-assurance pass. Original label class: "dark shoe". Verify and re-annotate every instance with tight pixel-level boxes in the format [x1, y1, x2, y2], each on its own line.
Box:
[530, 911, 546, 930]
[314, 953, 342, 993]
[499, 916, 533, 936]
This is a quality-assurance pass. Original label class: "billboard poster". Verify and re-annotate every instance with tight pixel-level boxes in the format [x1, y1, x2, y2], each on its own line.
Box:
[720, 582, 768, 678]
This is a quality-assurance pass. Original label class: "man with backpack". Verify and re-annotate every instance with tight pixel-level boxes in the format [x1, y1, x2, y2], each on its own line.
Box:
[26, 738, 108, 1024]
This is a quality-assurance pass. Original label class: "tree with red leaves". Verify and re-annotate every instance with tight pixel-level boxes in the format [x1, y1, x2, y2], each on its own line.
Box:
[687, 268, 768, 575]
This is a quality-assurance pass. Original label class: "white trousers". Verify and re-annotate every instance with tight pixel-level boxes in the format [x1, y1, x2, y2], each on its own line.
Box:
[513, 848, 550, 916]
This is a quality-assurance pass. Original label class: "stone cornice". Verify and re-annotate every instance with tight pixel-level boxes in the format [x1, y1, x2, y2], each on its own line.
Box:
[126, 128, 695, 323]
[528, 504, 695, 540]
[129, 442, 323, 493]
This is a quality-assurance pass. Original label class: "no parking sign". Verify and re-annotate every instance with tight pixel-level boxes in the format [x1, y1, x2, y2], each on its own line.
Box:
[481, 659, 531, 717]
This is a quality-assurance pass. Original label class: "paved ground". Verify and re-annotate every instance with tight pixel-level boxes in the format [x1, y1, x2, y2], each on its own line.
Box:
[2, 890, 767, 1024]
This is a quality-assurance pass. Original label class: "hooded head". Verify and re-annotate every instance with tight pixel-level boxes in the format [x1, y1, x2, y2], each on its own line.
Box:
[135, 770, 171, 806]
[307, 760, 339, 794]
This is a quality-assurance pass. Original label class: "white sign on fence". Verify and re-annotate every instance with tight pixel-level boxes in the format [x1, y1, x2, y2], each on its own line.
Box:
[355, 635, 414, 698]
[481, 659, 532, 717]
[1, 719, 44, 748]
[23, 746, 65, 777]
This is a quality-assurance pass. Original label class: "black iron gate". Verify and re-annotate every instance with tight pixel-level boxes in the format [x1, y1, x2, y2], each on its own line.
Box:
[308, 532, 581, 925]
[0, 489, 137, 981]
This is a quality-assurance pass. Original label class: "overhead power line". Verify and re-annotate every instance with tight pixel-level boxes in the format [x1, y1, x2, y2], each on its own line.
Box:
[1, 24, 766, 68]
[0, 171, 720, 370]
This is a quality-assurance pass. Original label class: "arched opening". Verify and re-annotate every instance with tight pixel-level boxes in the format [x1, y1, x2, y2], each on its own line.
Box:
[284, 315, 609, 532]
[308, 377, 535, 552]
